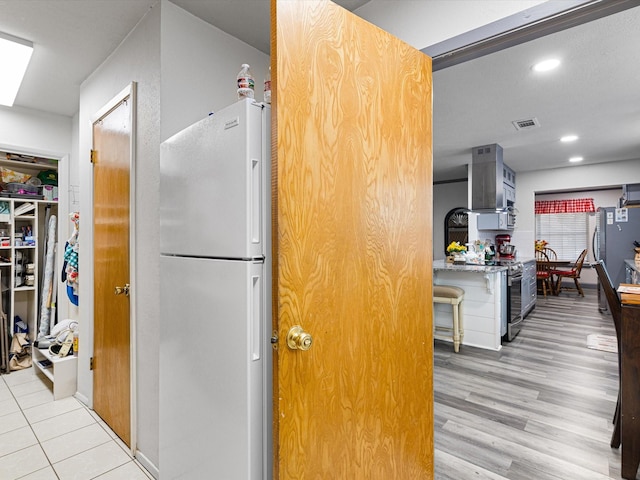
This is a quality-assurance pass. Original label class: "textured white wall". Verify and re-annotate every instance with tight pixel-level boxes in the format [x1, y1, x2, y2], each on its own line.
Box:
[78, 3, 161, 474]
[76, 1, 269, 475]
[161, 1, 269, 141]
[0, 106, 71, 156]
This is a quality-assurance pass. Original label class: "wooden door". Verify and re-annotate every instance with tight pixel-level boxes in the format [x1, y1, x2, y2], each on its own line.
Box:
[273, 1, 434, 478]
[92, 89, 132, 447]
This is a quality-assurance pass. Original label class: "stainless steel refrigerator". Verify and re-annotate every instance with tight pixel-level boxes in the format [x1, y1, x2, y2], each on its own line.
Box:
[159, 99, 271, 479]
[594, 206, 640, 312]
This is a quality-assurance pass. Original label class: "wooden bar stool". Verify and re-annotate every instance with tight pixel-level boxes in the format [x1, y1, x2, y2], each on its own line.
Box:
[433, 285, 465, 352]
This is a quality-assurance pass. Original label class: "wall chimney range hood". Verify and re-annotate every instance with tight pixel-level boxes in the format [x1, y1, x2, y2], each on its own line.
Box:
[471, 143, 516, 212]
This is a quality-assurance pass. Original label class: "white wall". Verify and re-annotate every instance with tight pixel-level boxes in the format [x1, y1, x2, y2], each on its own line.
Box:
[0, 105, 72, 157]
[161, 1, 269, 141]
[433, 180, 468, 260]
[78, 2, 161, 474]
[76, 1, 269, 475]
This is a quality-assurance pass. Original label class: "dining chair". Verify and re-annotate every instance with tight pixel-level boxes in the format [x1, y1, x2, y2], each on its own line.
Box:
[535, 250, 553, 297]
[592, 260, 622, 448]
[543, 247, 558, 261]
[553, 249, 588, 296]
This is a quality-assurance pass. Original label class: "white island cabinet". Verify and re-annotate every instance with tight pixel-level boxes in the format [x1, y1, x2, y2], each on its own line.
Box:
[433, 260, 507, 351]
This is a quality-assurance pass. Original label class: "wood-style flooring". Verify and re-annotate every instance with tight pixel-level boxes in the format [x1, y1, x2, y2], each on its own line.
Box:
[433, 287, 634, 480]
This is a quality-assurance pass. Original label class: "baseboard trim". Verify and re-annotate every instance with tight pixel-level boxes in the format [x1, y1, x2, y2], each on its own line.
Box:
[74, 391, 90, 407]
[135, 450, 159, 479]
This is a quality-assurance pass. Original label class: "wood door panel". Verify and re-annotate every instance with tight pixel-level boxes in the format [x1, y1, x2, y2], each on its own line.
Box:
[274, 1, 433, 478]
[93, 96, 131, 446]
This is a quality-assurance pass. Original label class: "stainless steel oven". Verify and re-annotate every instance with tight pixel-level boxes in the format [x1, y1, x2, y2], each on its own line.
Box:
[505, 263, 523, 341]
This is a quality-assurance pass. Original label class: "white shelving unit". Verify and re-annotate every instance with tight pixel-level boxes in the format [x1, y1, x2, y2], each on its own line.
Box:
[32, 346, 77, 399]
[0, 151, 71, 396]
[0, 199, 40, 337]
[0, 152, 57, 339]
[1, 198, 71, 394]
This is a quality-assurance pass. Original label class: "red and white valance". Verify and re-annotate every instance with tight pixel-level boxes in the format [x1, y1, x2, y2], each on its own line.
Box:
[535, 198, 596, 214]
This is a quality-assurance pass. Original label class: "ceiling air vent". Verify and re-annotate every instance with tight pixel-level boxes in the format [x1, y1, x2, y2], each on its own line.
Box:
[512, 117, 540, 131]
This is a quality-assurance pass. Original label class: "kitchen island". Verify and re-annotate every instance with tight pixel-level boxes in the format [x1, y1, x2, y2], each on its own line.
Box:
[433, 260, 507, 351]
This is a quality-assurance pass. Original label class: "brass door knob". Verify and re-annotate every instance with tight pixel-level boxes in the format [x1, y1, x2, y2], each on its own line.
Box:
[287, 325, 313, 351]
[114, 284, 130, 296]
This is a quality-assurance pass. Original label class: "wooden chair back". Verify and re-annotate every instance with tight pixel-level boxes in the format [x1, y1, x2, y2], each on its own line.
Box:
[592, 260, 621, 338]
[591, 260, 623, 449]
[536, 250, 553, 296]
[543, 247, 557, 260]
[574, 249, 588, 277]
[535, 249, 549, 264]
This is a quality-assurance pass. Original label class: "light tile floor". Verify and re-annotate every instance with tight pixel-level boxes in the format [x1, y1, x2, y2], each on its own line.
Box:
[1, 368, 153, 480]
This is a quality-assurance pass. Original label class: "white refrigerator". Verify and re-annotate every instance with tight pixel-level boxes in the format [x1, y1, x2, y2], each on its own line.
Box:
[159, 99, 271, 480]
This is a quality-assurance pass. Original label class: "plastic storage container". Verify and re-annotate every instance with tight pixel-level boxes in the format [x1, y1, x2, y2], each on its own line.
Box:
[7, 183, 39, 195]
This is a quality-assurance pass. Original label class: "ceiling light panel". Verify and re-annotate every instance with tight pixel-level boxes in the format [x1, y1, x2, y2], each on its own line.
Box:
[533, 58, 561, 72]
[561, 135, 579, 142]
[0, 32, 34, 107]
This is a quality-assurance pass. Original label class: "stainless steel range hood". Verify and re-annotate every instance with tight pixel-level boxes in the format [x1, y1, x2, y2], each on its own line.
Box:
[471, 143, 516, 211]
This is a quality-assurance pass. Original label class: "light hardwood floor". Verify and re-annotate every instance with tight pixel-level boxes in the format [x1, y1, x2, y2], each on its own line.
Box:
[433, 286, 633, 480]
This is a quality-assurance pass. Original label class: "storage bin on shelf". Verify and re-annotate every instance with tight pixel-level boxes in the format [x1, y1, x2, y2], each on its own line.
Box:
[6, 183, 39, 195]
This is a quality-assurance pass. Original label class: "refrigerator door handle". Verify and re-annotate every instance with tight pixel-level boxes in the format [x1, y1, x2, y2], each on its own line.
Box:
[592, 229, 599, 262]
[251, 158, 261, 245]
[251, 274, 261, 361]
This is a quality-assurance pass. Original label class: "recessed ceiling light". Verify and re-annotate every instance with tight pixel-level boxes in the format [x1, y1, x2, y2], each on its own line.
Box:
[0, 31, 34, 107]
[569, 156, 583, 163]
[533, 58, 561, 72]
[561, 135, 579, 142]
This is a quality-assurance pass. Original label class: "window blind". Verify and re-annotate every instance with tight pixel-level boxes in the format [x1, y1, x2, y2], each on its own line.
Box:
[535, 212, 589, 260]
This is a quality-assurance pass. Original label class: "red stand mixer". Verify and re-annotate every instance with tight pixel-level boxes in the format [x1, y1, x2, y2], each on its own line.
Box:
[495, 234, 516, 260]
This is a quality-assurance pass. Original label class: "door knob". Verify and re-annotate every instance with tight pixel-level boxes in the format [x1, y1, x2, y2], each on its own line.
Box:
[287, 325, 313, 351]
[114, 284, 130, 296]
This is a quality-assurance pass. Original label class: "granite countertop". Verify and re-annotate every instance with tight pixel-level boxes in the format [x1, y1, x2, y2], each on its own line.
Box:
[433, 259, 508, 273]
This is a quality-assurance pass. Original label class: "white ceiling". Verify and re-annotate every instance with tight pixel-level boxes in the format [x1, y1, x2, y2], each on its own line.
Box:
[432, 5, 640, 182]
[0, 0, 638, 182]
[0, 0, 157, 117]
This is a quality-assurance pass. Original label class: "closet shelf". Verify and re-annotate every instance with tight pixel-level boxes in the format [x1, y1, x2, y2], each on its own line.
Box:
[32, 347, 77, 399]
